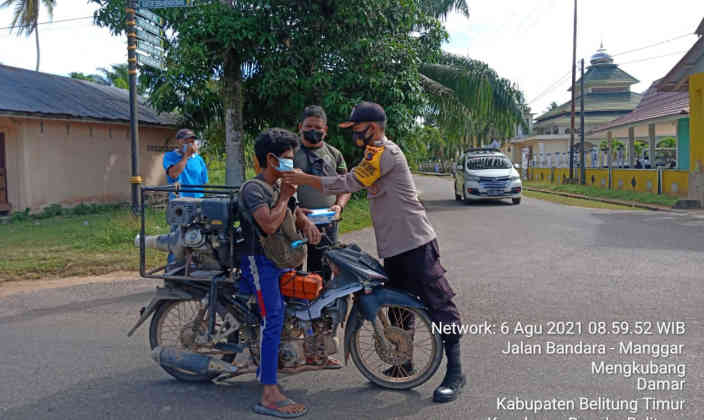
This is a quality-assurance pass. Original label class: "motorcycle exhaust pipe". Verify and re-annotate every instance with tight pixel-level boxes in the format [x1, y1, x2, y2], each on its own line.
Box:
[151, 346, 238, 376]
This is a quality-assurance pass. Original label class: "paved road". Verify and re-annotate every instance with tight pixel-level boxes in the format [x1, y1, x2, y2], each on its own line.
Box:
[1, 176, 702, 420]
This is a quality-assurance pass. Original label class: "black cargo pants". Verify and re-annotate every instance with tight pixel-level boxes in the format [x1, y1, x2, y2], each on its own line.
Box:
[383, 239, 462, 344]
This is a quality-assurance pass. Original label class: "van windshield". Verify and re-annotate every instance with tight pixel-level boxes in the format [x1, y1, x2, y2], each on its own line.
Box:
[466, 157, 513, 170]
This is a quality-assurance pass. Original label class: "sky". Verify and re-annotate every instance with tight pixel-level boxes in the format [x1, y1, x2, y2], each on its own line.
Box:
[1, 1, 703, 119]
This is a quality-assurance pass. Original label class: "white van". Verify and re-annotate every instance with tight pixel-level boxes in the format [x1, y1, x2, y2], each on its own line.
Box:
[452, 149, 522, 205]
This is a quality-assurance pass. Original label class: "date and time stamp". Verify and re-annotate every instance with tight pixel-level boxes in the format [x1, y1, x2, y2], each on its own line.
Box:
[431, 320, 691, 420]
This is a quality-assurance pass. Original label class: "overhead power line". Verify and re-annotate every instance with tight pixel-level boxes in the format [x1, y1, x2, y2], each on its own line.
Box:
[528, 48, 687, 110]
[611, 33, 693, 58]
[620, 50, 688, 66]
[527, 70, 571, 105]
[0, 16, 92, 31]
[527, 32, 695, 107]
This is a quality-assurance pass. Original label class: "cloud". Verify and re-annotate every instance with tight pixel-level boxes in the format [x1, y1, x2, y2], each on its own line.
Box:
[0, 2, 126, 75]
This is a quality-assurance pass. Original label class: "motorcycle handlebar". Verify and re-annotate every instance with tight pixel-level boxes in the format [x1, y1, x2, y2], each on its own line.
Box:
[290, 232, 334, 249]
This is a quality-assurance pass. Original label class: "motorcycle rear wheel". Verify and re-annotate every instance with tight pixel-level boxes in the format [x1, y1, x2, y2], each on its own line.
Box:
[149, 299, 236, 382]
[349, 304, 443, 390]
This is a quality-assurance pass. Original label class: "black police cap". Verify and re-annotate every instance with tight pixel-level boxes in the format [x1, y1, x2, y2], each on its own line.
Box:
[338, 102, 386, 128]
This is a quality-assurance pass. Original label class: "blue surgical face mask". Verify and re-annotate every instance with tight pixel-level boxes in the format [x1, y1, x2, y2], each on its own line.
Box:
[181, 140, 202, 157]
[275, 156, 294, 172]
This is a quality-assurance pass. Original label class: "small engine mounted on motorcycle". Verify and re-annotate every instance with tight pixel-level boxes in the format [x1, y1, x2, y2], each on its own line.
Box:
[277, 299, 342, 369]
[136, 195, 241, 272]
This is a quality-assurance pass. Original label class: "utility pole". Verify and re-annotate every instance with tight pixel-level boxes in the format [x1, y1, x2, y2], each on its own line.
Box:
[580, 58, 585, 184]
[126, 0, 142, 213]
[569, 0, 577, 181]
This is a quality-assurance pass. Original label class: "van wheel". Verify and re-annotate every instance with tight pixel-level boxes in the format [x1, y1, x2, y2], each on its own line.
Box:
[462, 189, 471, 205]
[512, 198, 521, 205]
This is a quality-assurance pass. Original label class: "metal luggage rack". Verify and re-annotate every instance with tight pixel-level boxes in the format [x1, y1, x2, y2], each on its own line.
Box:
[138, 184, 240, 283]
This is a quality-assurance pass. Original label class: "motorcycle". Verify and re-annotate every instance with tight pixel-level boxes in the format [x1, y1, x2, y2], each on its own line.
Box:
[129, 184, 443, 389]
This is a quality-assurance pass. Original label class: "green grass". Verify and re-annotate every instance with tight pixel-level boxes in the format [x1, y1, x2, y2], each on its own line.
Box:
[523, 191, 640, 211]
[0, 208, 170, 282]
[0, 198, 371, 282]
[338, 197, 372, 234]
[524, 182, 679, 207]
[206, 164, 256, 186]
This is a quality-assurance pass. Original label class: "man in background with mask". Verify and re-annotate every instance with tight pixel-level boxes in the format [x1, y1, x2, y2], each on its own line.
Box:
[163, 128, 209, 198]
[294, 106, 350, 280]
[282, 102, 465, 403]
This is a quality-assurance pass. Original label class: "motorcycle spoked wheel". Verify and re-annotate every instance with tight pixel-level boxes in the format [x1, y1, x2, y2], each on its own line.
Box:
[149, 299, 237, 382]
[349, 304, 443, 390]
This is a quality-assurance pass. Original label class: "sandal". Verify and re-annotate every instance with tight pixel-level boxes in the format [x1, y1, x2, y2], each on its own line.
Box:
[323, 357, 342, 369]
[253, 398, 308, 418]
[305, 356, 342, 369]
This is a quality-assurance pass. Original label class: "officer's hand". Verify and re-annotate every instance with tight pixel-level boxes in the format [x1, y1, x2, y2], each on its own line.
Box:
[299, 207, 313, 215]
[282, 170, 309, 186]
[302, 221, 322, 245]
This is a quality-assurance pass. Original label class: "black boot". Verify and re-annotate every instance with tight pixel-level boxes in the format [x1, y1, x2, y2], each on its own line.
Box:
[433, 341, 465, 403]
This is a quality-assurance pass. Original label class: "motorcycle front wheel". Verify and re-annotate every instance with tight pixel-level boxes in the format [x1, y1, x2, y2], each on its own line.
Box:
[349, 304, 443, 390]
[149, 299, 236, 382]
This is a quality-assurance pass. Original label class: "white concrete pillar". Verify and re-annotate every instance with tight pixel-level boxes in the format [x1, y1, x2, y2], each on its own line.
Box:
[675, 120, 679, 168]
[628, 127, 635, 168]
[607, 131, 613, 169]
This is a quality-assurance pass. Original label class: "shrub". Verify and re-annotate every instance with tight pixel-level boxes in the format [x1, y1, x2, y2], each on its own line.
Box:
[38, 204, 64, 219]
[10, 208, 31, 223]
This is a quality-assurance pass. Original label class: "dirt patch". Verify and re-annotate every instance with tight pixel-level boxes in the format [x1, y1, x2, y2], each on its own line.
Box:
[0, 270, 140, 298]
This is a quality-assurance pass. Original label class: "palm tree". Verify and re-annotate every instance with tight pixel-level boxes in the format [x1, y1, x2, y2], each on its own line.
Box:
[420, 0, 469, 19]
[69, 72, 110, 85]
[96, 64, 150, 95]
[420, 53, 526, 151]
[97, 64, 130, 90]
[418, 1, 526, 154]
[1, 0, 56, 71]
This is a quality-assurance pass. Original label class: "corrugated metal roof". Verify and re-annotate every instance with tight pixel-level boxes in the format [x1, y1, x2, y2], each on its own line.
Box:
[591, 81, 689, 133]
[0, 64, 179, 126]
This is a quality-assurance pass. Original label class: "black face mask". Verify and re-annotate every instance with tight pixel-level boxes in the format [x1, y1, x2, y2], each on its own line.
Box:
[352, 126, 374, 148]
[303, 129, 324, 144]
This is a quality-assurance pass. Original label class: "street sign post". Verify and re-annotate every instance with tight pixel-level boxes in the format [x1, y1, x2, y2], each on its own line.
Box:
[126, 0, 141, 213]
[135, 5, 165, 71]
[136, 8, 162, 23]
[136, 16, 163, 37]
[127, 0, 216, 210]
[137, 53, 165, 71]
[138, 0, 200, 8]
[137, 40, 164, 58]
[135, 29, 163, 48]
